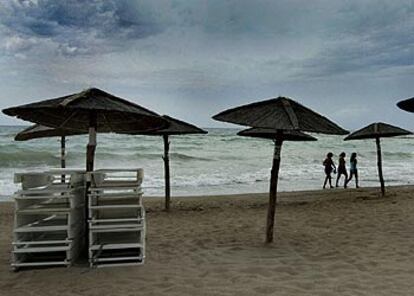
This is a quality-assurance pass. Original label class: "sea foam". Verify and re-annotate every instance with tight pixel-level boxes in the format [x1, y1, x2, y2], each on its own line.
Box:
[0, 126, 413, 199]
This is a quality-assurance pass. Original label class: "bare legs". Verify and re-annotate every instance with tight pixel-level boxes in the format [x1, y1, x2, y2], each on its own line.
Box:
[346, 171, 359, 188]
[336, 172, 348, 188]
[323, 173, 333, 189]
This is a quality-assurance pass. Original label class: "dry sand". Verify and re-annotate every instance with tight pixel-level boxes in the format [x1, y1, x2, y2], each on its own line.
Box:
[1, 186, 414, 296]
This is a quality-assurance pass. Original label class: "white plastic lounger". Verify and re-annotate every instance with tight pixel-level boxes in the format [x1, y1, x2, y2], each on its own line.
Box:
[11, 170, 86, 270]
[87, 169, 146, 268]
[11, 168, 146, 270]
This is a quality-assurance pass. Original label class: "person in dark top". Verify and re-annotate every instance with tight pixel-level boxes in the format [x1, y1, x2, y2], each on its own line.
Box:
[336, 152, 348, 188]
[323, 152, 336, 189]
[346, 152, 359, 188]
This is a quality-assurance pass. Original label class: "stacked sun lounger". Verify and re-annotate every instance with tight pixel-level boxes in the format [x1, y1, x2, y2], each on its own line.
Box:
[87, 169, 146, 268]
[11, 171, 86, 270]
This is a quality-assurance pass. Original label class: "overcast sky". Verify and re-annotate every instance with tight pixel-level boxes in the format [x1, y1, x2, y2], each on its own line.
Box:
[0, 0, 413, 130]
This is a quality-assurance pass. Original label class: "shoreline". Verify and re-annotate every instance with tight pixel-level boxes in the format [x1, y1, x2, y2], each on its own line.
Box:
[139, 185, 414, 212]
[2, 184, 413, 203]
[143, 184, 414, 205]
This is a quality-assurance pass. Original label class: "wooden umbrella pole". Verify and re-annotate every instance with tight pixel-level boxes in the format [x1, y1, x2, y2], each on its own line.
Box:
[85, 112, 97, 255]
[163, 135, 171, 211]
[265, 135, 283, 243]
[86, 113, 97, 172]
[60, 135, 66, 183]
[375, 136, 385, 196]
[61, 136, 66, 168]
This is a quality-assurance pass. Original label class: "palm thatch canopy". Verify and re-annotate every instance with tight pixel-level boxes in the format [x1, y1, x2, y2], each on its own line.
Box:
[3, 88, 167, 133]
[3, 88, 169, 254]
[3, 87, 169, 175]
[344, 122, 412, 196]
[14, 124, 88, 170]
[238, 128, 317, 141]
[344, 122, 412, 141]
[397, 97, 414, 113]
[213, 97, 348, 135]
[213, 96, 347, 243]
[15, 124, 86, 141]
[136, 115, 208, 136]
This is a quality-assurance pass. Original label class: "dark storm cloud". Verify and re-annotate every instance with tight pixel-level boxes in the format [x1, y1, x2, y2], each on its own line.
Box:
[1, 0, 413, 76]
[300, 1, 414, 78]
[0, 0, 413, 128]
[0, 0, 163, 56]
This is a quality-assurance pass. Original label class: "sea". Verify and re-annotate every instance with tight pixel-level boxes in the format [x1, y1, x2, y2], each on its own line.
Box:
[0, 126, 413, 201]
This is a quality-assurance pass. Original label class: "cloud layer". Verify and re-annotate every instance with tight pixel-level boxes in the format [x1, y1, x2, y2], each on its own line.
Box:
[1, 0, 414, 128]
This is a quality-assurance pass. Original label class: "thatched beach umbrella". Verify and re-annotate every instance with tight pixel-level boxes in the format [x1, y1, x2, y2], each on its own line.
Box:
[213, 97, 348, 243]
[15, 124, 86, 169]
[397, 97, 414, 112]
[238, 127, 317, 141]
[3, 88, 168, 252]
[136, 115, 207, 211]
[344, 122, 412, 196]
[3, 88, 168, 172]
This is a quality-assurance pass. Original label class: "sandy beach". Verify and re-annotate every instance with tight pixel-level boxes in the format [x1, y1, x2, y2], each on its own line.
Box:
[1, 185, 414, 296]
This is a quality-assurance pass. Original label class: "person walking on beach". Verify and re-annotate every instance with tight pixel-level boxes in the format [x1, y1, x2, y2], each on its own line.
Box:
[346, 152, 359, 188]
[336, 152, 348, 188]
[323, 152, 336, 189]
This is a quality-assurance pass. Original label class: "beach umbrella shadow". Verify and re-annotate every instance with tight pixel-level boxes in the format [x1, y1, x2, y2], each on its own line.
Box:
[213, 97, 348, 243]
[344, 122, 412, 196]
[133, 115, 207, 211]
